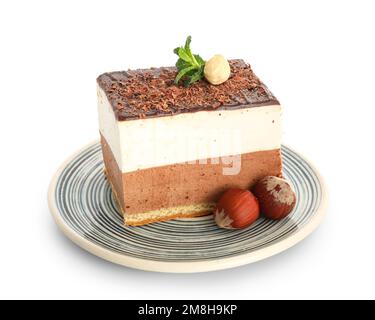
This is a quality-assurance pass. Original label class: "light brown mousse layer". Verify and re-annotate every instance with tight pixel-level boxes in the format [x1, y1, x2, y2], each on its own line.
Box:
[101, 135, 282, 226]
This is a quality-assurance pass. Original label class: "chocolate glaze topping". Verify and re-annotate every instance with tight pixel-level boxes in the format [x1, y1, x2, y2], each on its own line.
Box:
[97, 59, 279, 121]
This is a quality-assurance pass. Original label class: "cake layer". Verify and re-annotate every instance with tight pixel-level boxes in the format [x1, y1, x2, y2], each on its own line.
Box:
[97, 60, 279, 121]
[101, 135, 282, 225]
[98, 86, 282, 173]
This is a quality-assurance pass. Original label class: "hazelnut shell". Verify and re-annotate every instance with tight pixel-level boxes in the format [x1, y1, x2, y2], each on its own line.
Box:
[253, 176, 296, 220]
[215, 188, 260, 229]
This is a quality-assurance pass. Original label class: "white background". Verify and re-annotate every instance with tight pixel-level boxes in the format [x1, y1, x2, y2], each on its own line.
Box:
[0, 0, 374, 300]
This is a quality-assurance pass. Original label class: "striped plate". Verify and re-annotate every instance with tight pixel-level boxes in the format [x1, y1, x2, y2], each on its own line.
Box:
[48, 142, 327, 273]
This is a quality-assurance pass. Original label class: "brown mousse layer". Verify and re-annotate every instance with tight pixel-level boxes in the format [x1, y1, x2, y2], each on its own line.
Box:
[97, 59, 279, 121]
[101, 135, 282, 223]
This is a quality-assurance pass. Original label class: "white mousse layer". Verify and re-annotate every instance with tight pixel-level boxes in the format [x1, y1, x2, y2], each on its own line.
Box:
[98, 86, 282, 173]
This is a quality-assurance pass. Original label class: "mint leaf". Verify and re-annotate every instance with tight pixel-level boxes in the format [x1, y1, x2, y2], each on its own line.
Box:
[177, 48, 192, 63]
[173, 36, 206, 86]
[184, 69, 204, 86]
[175, 66, 196, 84]
[173, 47, 180, 55]
[184, 36, 192, 51]
[194, 54, 205, 66]
[176, 58, 190, 70]
[184, 36, 193, 59]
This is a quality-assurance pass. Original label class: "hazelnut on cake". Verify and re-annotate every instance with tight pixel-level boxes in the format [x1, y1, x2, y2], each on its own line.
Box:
[97, 59, 282, 226]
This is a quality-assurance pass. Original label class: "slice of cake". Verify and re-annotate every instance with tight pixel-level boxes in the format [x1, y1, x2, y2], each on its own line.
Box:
[97, 59, 282, 226]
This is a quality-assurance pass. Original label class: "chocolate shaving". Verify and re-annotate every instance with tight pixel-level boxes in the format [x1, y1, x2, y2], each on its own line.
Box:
[97, 59, 279, 121]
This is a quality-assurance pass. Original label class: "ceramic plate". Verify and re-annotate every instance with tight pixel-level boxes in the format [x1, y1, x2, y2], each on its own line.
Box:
[48, 142, 327, 273]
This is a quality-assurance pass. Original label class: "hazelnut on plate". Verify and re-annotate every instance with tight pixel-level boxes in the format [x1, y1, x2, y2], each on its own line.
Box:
[252, 176, 296, 220]
[204, 54, 231, 85]
[214, 188, 260, 229]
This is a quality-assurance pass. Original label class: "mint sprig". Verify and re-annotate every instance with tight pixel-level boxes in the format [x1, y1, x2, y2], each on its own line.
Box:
[173, 36, 205, 86]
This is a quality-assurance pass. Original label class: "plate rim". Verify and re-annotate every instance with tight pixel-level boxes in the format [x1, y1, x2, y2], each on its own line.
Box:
[48, 141, 328, 273]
